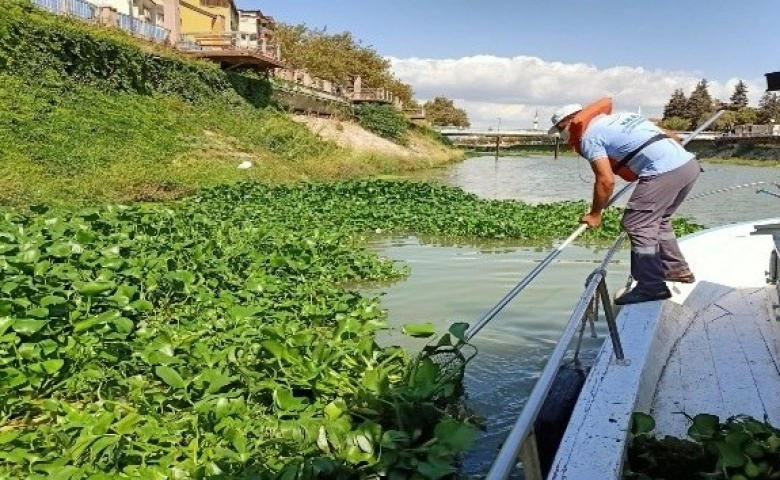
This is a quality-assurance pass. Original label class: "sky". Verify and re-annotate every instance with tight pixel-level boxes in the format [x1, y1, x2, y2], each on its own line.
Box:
[236, 0, 780, 129]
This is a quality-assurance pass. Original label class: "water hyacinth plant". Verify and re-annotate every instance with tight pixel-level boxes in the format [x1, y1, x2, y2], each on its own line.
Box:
[0, 180, 702, 478]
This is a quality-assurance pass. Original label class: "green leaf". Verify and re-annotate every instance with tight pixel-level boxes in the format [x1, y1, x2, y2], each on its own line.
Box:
[40, 295, 68, 307]
[42, 359, 65, 374]
[324, 399, 345, 420]
[130, 299, 154, 312]
[273, 388, 306, 411]
[47, 243, 73, 258]
[113, 413, 142, 435]
[155, 366, 187, 389]
[112, 316, 134, 334]
[631, 412, 656, 435]
[16, 248, 41, 264]
[12, 318, 48, 335]
[718, 442, 747, 468]
[688, 413, 720, 440]
[73, 311, 120, 333]
[74, 281, 115, 296]
[262, 340, 288, 360]
[448, 322, 469, 342]
[0, 430, 20, 444]
[744, 441, 765, 459]
[147, 350, 182, 365]
[417, 459, 457, 480]
[402, 322, 436, 338]
[0, 317, 14, 336]
[26, 307, 49, 319]
[434, 419, 477, 451]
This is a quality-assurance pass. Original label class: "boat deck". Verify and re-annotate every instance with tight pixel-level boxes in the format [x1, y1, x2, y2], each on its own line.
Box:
[652, 219, 780, 436]
[549, 219, 780, 479]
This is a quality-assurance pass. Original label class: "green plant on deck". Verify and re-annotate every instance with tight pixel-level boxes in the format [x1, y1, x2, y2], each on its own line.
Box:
[353, 103, 410, 144]
[625, 412, 780, 479]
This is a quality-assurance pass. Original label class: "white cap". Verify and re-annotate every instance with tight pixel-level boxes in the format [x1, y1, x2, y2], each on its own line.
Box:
[548, 103, 583, 135]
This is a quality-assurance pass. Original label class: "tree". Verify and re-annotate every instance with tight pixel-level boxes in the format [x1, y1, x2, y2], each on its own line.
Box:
[758, 92, 780, 124]
[686, 79, 714, 127]
[663, 89, 688, 120]
[709, 110, 735, 132]
[729, 80, 749, 109]
[270, 23, 415, 105]
[422, 96, 470, 127]
[658, 116, 691, 131]
[734, 107, 758, 125]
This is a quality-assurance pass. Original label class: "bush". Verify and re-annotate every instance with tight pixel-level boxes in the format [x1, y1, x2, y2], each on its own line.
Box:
[353, 103, 409, 143]
[0, 0, 235, 102]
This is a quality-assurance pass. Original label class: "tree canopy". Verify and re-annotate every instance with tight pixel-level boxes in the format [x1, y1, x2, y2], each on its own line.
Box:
[660, 79, 777, 131]
[757, 92, 780, 124]
[422, 96, 470, 127]
[729, 80, 749, 109]
[270, 23, 414, 105]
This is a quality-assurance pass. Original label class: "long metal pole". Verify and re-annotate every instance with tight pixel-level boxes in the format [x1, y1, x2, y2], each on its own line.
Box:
[464, 109, 726, 341]
[464, 182, 632, 340]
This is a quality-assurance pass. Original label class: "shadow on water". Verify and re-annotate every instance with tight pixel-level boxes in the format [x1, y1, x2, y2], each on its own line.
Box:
[363, 155, 780, 478]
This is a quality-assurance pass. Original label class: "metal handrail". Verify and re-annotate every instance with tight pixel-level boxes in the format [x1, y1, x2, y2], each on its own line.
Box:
[485, 232, 626, 480]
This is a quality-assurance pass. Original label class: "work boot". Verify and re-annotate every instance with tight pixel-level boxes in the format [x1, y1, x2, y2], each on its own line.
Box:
[664, 270, 696, 283]
[615, 286, 672, 306]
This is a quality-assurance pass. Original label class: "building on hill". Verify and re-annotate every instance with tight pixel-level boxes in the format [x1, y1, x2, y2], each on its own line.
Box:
[176, 0, 284, 71]
[237, 9, 274, 49]
[179, 0, 238, 36]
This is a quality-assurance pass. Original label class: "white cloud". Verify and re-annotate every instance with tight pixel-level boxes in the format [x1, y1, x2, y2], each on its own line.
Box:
[388, 55, 765, 129]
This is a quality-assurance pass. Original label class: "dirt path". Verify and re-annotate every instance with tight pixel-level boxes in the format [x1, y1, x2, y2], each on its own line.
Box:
[292, 115, 450, 159]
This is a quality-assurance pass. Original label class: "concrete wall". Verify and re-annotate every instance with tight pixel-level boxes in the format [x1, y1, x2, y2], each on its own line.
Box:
[162, 0, 180, 40]
[179, 1, 221, 33]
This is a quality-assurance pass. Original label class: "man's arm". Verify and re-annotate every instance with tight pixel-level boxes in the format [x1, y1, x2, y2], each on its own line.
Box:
[581, 157, 615, 228]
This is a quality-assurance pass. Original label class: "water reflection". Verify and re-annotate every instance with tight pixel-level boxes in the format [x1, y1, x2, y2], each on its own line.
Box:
[366, 155, 780, 478]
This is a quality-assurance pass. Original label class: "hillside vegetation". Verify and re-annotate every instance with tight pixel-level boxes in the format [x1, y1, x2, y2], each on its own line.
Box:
[0, 0, 460, 208]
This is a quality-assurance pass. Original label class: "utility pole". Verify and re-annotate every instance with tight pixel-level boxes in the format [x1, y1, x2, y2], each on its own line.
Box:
[495, 117, 501, 161]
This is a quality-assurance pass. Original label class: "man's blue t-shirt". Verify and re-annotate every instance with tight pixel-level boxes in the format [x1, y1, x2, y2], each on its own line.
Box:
[579, 112, 695, 177]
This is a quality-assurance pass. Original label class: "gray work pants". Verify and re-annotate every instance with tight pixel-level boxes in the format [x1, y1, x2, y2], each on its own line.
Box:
[621, 158, 701, 292]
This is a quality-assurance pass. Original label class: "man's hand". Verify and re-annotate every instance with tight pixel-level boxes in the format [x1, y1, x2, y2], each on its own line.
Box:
[581, 211, 602, 228]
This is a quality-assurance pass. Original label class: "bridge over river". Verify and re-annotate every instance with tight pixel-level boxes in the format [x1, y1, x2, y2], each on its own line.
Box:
[436, 127, 780, 158]
[437, 128, 722, 144]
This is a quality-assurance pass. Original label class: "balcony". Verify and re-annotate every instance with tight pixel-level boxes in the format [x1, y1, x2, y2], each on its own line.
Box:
[176, 32, 285, 70]
[117, 12, 170, 43]
[348, 87, 395, 104]
[403, 107, 426, 120]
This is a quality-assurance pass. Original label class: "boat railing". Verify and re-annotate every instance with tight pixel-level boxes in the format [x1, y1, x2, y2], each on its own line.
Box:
[485, 232, 628, 480]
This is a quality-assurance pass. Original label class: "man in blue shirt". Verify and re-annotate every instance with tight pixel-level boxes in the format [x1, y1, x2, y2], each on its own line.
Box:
[549, 99, 700, 305]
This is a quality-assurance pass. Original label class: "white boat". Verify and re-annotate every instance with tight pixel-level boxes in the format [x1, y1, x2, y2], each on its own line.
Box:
[485, 218, 780, 479]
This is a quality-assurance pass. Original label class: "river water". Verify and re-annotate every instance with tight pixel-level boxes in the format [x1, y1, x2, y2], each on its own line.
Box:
[364, 155, 780, 478]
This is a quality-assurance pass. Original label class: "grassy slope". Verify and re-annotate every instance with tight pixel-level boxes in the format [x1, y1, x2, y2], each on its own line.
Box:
[0, 7, 461, 208]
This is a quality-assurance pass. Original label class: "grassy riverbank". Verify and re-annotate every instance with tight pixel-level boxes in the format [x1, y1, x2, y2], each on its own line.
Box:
[0, 74, 460, 208]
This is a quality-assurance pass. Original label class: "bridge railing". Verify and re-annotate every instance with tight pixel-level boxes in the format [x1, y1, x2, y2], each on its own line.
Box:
[31, 0, 96, 21]
[177, 32, 282, 60]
